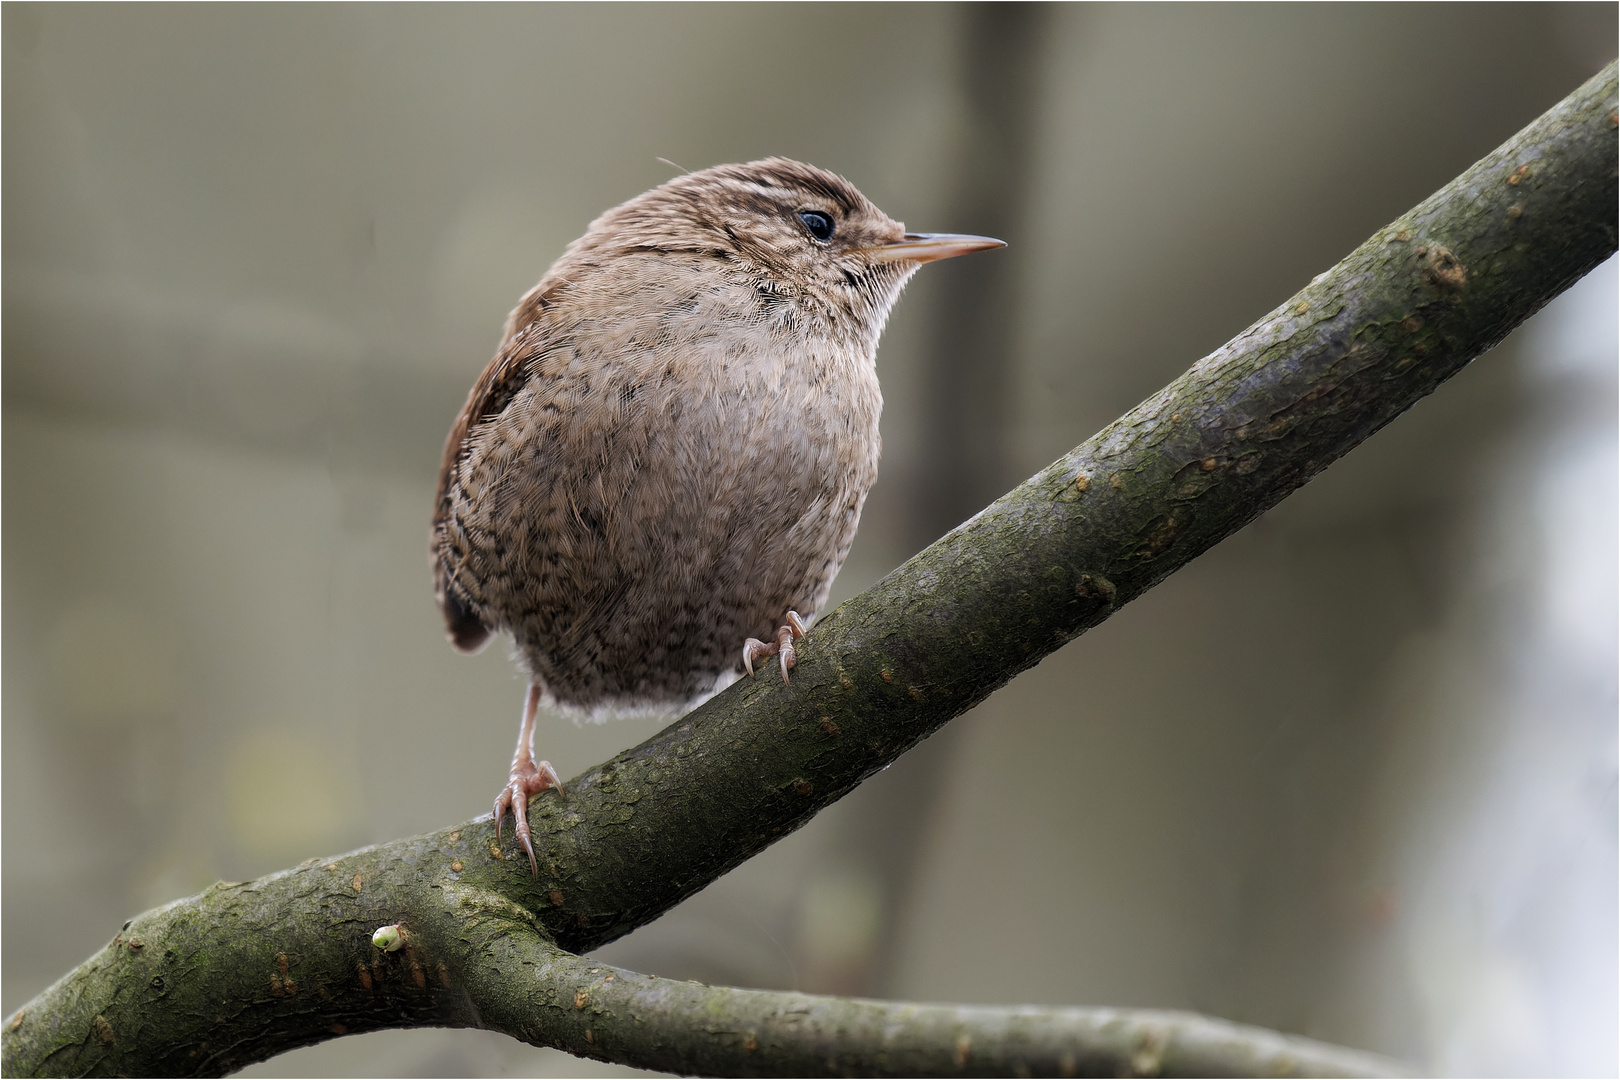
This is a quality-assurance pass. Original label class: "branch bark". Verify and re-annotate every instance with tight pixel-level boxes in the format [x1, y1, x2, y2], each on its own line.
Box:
[5, 61, 1614, 1080]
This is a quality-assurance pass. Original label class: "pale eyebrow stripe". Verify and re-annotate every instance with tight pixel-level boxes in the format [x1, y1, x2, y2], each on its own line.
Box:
[736, 181, 798, 202]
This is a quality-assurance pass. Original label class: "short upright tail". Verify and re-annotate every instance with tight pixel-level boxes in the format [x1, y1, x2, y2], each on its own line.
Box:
[436, 569, 492, 653]
[444, 592, 492, 652]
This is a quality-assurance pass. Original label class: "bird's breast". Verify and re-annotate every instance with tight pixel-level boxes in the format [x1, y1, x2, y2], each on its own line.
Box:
[443, 269, 885, 710]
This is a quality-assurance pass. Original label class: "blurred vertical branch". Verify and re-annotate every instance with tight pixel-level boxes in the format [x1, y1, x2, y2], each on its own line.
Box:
[913, 2, 1048, 537]
[834, 2, 1055, 998]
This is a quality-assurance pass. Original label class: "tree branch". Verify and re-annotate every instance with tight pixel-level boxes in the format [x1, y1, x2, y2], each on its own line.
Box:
[432, 897, 1402, 1078]
[5, 61, 1614, 1080]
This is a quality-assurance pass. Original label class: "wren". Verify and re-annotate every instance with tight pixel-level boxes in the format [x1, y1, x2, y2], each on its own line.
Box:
[432, 158, 1004, 872]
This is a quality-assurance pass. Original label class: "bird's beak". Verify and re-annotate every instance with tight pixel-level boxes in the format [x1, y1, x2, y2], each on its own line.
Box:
[865, 232, 1007, 264]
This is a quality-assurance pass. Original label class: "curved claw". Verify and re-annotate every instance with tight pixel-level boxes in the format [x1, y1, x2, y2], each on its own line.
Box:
[779, 611, 808, 683]
[494, 759, 562, 878]
[743, 637, 769, 677]
[513, 785, 537, 877]
[777, 628, 796, 684]
[743, 613, 810, 684]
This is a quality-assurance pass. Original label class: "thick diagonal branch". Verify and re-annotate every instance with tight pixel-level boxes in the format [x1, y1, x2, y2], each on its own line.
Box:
[3, 61, 1614, 1080]
[518, 58, 1619, 958]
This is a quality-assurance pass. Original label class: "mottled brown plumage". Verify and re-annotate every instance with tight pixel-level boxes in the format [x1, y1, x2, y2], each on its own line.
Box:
[432, 158, 1002, 871]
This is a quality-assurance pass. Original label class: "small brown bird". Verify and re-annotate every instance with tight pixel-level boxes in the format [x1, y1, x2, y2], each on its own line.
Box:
[432, 158, 1003, 872]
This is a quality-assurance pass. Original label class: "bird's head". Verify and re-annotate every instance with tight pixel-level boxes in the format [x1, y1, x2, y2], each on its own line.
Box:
[579, 157, 1004, 344]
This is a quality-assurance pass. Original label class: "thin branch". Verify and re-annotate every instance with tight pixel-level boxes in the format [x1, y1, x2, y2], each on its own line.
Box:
[432, 898, 1403, 1078]
[3, 60, 1614, 1080]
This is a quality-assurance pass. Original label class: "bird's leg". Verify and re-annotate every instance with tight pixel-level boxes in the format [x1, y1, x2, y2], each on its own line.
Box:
[742, 610, 809, 684]
[493, 682, 562, 877]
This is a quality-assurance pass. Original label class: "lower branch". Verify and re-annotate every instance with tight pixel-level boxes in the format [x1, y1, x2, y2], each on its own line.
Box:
[445, 906, 1403, 1078]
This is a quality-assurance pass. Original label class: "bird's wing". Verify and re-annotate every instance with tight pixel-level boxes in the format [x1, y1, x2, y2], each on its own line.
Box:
[430, 286, 560, 651]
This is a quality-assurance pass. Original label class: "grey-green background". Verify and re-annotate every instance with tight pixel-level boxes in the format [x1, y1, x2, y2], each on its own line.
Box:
[4, 5, 1615, 1077]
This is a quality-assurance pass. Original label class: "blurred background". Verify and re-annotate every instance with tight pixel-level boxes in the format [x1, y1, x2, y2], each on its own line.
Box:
[4, 5, 1615, 1076]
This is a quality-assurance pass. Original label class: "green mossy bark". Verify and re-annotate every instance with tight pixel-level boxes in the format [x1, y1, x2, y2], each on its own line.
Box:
[4, 62, 1614, 1079]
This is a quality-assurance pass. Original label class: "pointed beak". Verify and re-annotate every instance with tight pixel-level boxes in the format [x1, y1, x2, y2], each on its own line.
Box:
[865, 232, 1007, 265]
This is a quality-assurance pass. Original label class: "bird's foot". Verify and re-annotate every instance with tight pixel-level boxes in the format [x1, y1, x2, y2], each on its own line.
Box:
[743, 610, 808, 684]
[494, 757, 562, 877]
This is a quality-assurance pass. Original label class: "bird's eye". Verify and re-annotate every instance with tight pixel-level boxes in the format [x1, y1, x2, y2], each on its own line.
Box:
[797, 210, 835, 242]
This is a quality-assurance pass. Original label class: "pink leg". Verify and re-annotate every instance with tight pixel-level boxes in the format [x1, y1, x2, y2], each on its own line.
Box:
[493, 682, 563, 877]
[742, 610, 809, 684]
